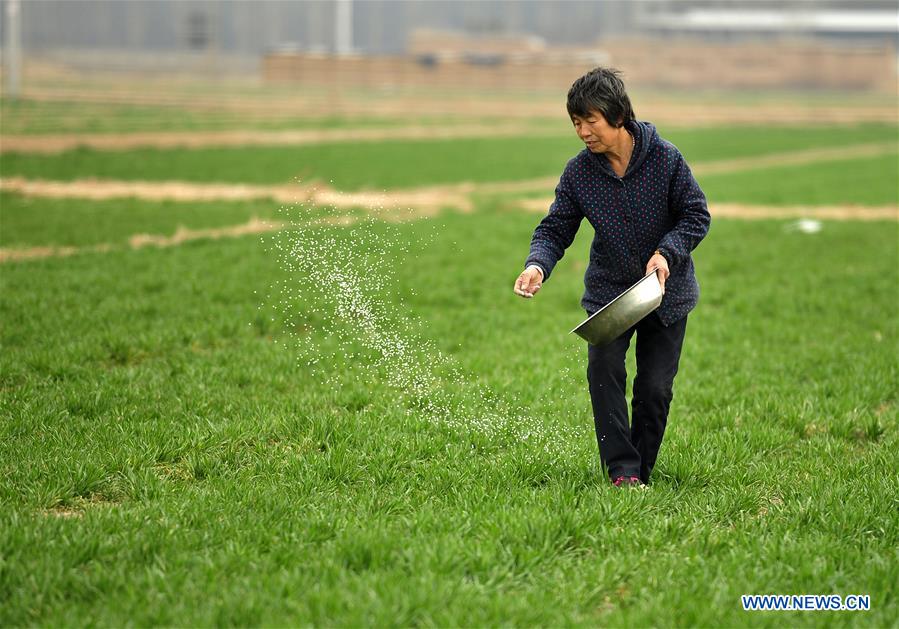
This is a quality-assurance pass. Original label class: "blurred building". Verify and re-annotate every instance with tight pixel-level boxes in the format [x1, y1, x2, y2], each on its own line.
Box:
[637, 0, 898, 44]
[1, 0, 896, 90]
[1, 0, 631, 64]
[609, 0, 899, 91]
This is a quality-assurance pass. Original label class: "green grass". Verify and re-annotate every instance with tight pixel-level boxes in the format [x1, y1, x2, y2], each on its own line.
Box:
[1, 124, 895, 191]
[698, 152, 899, 206]
[0, 136, 582, 188]
[0, 97, 567, 136]
[0, 193, 289, 248]
[1, 199, 897, 626]
[659, 123, 895, 163]
[0, 98, 433, 135]
[1, 114, 897, 625]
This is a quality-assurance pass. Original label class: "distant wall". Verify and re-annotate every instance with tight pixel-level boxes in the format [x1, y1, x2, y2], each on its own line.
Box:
[264, 39, 898, 93]
[608, 38, 898, 91]
[263, 53, 602, 92]
[1, 0, 627, 56]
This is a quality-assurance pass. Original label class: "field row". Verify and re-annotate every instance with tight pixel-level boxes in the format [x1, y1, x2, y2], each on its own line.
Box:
[2, 124, 896, 187]
[4, 85, 898, 134]
[3, 145, 897, 255]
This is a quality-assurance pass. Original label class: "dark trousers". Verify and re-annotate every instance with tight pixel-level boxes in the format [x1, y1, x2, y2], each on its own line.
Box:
[587, 311, 688, 484]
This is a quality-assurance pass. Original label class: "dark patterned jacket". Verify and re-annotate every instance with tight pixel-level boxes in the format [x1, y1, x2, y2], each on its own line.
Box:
[525, 120, 711, 326]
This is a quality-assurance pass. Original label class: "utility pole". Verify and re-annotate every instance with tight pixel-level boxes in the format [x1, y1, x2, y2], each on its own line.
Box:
[335, 0, 352, 55]
[3, 0, 22, 100]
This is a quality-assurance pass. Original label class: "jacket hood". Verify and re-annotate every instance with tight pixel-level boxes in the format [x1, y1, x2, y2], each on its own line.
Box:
[587, 119, 658, 178]
[627, 119, 658, 173]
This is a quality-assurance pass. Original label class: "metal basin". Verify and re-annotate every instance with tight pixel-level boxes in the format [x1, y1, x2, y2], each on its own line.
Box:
[570, 270, 663, 347]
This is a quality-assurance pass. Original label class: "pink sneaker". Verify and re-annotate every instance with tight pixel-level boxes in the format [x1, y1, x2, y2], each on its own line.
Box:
[612, 475, 642, 487]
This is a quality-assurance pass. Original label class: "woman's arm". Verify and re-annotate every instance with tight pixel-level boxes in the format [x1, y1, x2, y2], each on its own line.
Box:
[656, 151, 711, 269]
[524, 169, 585, 282]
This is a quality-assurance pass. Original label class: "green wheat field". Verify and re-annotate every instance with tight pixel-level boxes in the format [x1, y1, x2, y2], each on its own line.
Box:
[1, 100, 897, 627]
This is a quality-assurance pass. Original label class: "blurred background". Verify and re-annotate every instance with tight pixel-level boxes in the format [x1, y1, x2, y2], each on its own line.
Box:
[1, 0, 897, 126]
[1, 0, 896, 257]
[0, 0, 897, 252]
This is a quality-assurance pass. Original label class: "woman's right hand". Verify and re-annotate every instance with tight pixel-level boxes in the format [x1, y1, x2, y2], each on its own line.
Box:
[513, 267, 543, 299]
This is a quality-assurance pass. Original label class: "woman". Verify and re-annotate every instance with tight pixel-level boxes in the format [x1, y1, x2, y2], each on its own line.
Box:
[513, 67, 711, 487]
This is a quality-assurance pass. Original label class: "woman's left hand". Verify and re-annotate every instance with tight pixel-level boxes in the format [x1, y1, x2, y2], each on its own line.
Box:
[646, 252, 669, 294]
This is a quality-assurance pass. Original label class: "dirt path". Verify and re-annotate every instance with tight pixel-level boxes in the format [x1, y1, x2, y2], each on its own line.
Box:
[2, 141, 895, 212]
[0, 124, 562, 154]
[2, 199, 894, 264]
[691, 142, 897, 175]
[16, 87, 899, 127]
[709, 204, 897, 220]
[0, 217, 285, 263]
[2, 141, 895, 263]
[0, 176, 474, 214]
[512, 197, 897, 220]
[3, 114, 897, 154]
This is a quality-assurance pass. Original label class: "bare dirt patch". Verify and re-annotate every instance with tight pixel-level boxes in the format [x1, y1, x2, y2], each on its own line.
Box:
[0, 213, 407, 263]
[3, 200, 894, 265]
[128, 216, 285, 249]
[708, 203, 897, 221]
[0, 124, 561, 154]
[0, 243, 115, 263]
[40, 493, 120, 518]
[0, 176, 292, 202]
[0, 176, 472, 214]
[3, 116, 897, 156]
[43, 507, 84, 519]
[17, 84, 899, 127]
[691, 142, 898, 176]
[2, 141, 895, 263]
[0, 217, 284, 263]
[513, 197, 897, 221]
[2, 141, 894, 215]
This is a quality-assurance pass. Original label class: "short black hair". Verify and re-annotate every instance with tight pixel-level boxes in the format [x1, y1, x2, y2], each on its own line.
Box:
[566, 67, 635, 128]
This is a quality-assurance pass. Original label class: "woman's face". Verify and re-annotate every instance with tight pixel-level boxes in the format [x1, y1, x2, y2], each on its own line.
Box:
[571, 110, 622, 154]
